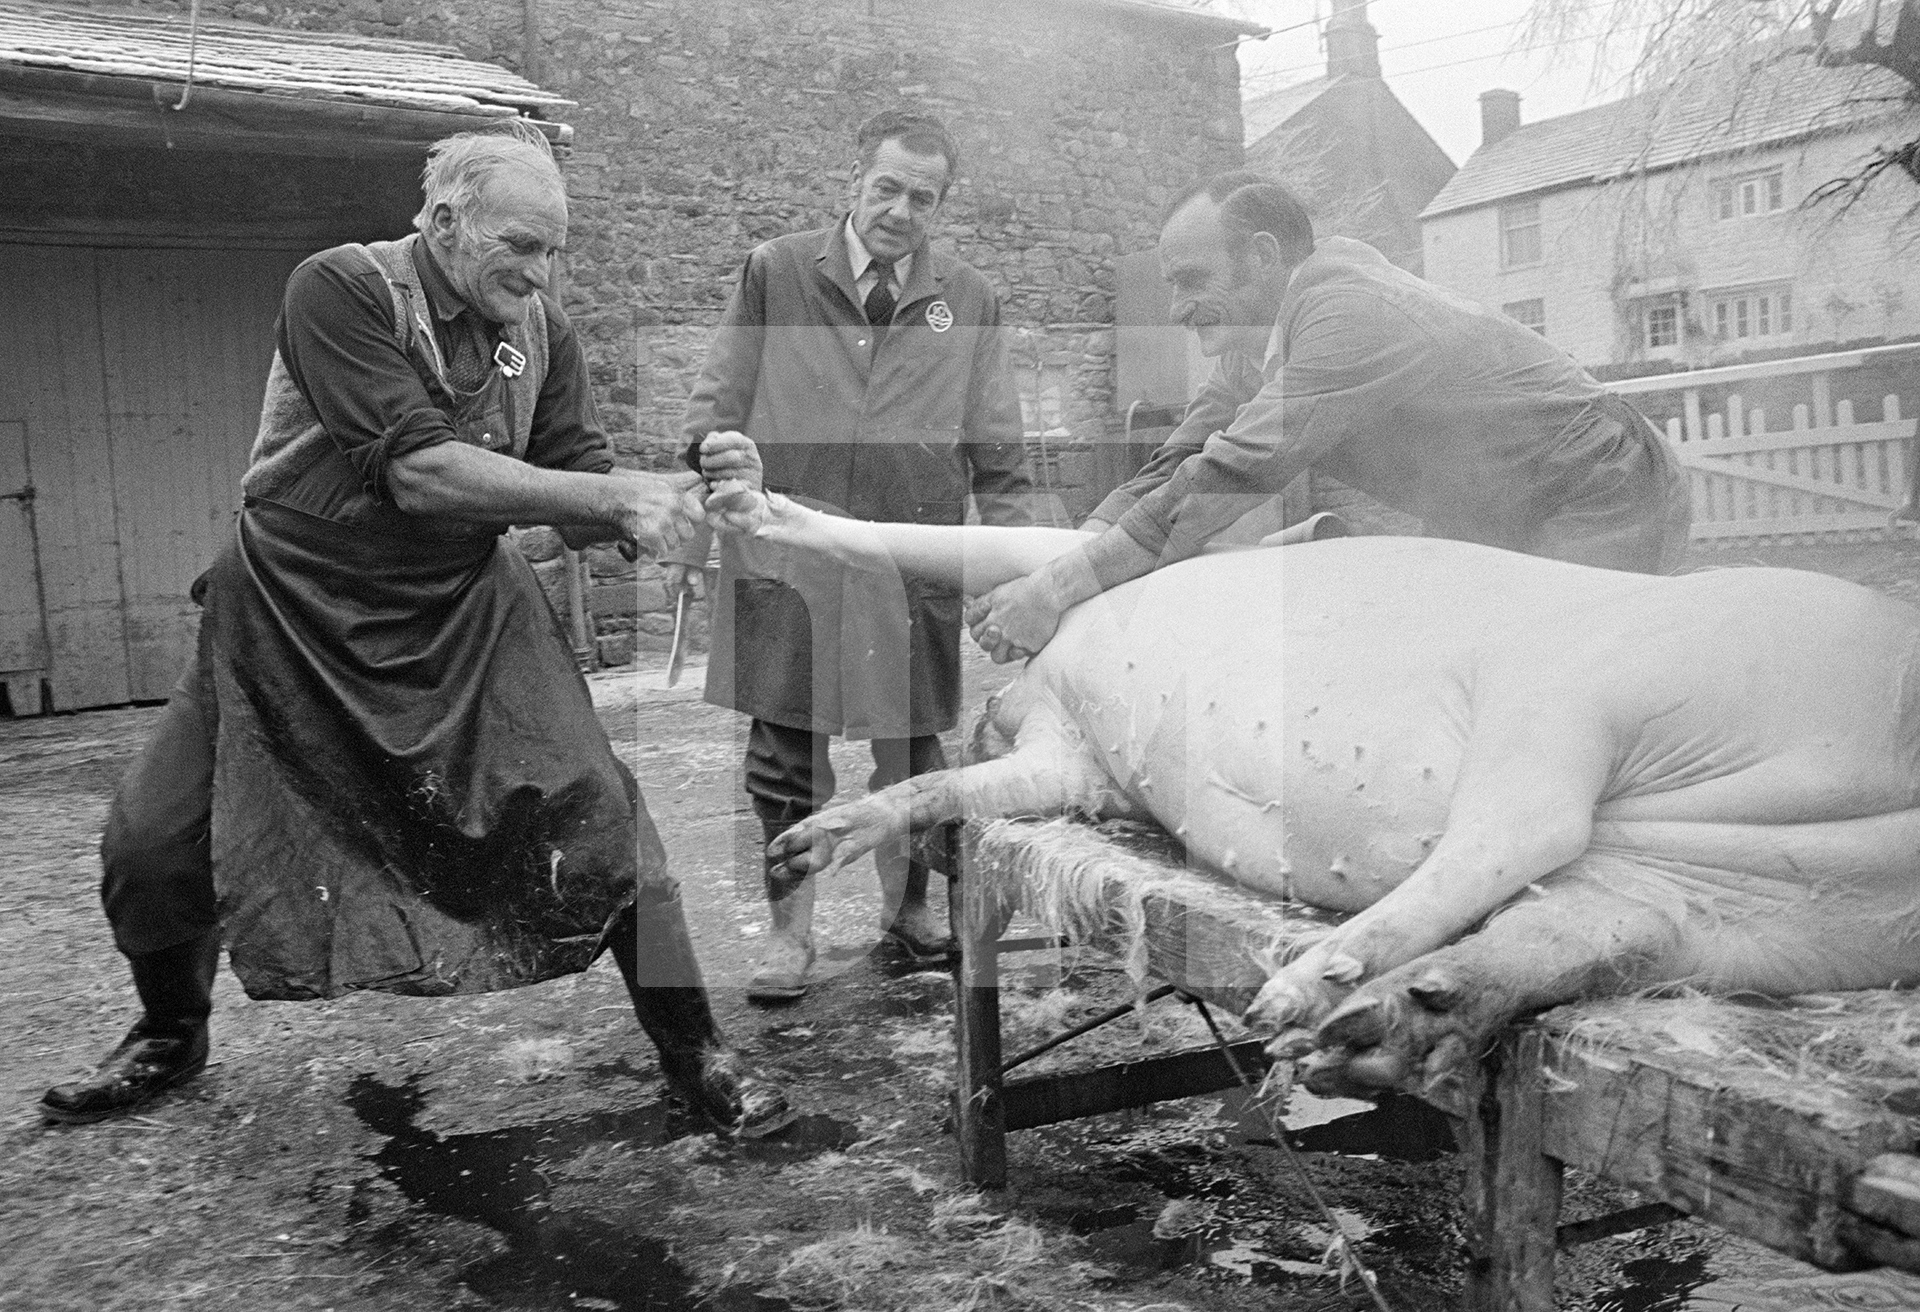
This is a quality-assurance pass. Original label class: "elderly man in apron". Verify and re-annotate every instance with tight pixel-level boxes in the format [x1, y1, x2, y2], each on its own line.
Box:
[41, 127, 791, 1138]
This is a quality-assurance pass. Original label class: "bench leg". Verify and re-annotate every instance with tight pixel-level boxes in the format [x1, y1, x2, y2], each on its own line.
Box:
[950, 830, 1009, 1187]
[1459, 1029, 1562, 1312]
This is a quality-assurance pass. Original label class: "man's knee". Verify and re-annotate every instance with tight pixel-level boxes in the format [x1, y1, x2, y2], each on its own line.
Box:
[99, 681, 218, 954]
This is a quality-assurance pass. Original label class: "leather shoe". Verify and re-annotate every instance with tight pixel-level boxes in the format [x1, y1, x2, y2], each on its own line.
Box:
[41, 1021, 209, 1124]
[665, 1048, 798, 1139]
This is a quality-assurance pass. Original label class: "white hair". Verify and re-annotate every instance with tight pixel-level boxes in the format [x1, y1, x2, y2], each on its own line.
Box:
[413, 120, 564, 233]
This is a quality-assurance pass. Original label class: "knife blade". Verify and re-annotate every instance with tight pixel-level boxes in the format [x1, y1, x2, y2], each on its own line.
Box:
[665, 585, 691, 687]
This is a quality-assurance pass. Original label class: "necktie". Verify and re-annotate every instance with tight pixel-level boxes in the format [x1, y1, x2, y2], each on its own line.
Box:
[863, 260, 896, 327]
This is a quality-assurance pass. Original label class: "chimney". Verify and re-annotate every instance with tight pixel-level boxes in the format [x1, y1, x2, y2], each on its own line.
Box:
[1326, 0, 1381, 79]
[1480, 89, 1521, 148]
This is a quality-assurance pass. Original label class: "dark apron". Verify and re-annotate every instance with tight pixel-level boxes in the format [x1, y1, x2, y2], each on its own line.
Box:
[206, 388, 657, 1000]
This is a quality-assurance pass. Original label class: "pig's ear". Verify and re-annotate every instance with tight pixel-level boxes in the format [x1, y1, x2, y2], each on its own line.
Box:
[1406, 969, 1461, 1013]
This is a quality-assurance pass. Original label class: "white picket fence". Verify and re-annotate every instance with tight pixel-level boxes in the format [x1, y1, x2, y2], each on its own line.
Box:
[1612, 344, 1920, 544]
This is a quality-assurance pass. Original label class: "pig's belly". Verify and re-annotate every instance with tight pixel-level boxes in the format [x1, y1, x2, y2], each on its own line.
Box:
[1037, 539, 1633, 910]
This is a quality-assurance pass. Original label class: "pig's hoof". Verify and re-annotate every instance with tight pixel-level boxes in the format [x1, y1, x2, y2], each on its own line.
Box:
[1243, 973, 1343, 1037]
[1295, 964, 1484, 1100]
[767, 820, 845, 886]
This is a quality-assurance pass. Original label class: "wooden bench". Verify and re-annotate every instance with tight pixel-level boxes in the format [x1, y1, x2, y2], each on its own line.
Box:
[944, 815, 1920, 1310]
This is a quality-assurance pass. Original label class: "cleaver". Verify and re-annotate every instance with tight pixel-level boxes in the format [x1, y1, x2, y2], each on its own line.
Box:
[665, 585, 691, 687]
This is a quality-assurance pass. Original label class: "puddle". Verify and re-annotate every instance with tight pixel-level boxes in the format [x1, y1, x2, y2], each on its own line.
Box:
[1590, 1250, 1713, 1311]
[346, 1075, 854, 1310]
[1218, 1086, 1457, 1162]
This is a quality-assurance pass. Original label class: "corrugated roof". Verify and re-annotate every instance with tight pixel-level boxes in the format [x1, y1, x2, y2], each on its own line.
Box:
[1422, 51, 1915, 218]
[0, 1, 572, 119]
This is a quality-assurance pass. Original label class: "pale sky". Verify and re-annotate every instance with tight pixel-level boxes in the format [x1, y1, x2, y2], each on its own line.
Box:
[1221, 1, 1644, 165]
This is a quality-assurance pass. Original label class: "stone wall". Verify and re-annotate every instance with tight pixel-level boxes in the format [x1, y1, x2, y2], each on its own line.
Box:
[92, 0, 1247, 664]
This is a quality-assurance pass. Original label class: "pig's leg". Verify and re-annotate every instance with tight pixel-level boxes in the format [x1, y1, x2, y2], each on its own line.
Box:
[726, 491, 1095, 596]
[1292, 873, 1685, 1102]
[767, 690, 1134, 884]
[1247, 661, 1618, 1043]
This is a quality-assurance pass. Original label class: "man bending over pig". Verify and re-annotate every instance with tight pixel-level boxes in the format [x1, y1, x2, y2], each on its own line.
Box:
[967, 171, 1692, 665]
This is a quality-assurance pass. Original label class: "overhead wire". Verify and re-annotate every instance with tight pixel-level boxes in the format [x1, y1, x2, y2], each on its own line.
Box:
[1241, 1, 1655, 88]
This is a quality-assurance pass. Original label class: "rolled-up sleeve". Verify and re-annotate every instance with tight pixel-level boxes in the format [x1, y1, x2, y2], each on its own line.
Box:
[274, 254, 458, 502]
[524, 307, 615, 475]
[1088, 289, 1434, 583]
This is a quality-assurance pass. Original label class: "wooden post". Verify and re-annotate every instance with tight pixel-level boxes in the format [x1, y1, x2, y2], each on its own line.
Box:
[1459, 1029, 1563, 1312]
[951, 831, 1008, 1187]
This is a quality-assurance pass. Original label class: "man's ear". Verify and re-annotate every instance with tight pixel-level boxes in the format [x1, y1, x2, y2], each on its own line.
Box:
[425, 201, 458, 247]
[1247, 229, 1286, 276]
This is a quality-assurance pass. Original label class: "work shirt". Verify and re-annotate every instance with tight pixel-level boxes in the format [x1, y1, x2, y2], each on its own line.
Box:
[845, 215, 911, 305]
[1088, 237, 1690, 578]
[251, 238, 611, 525]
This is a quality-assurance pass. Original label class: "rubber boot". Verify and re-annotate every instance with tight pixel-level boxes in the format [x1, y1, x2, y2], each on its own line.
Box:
[874, 832, 952, 963]
[749, 815, 816, 1002]
[608, 887, 795, 1138]
[41, 932, 220, 1124]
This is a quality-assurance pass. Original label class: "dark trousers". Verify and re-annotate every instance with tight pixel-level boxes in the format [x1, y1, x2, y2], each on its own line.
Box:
[744, 718, 945, 834]
[100, 653, 220, 957]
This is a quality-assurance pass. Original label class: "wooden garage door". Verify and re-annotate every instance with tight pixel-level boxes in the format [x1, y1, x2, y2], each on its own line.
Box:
[0, 243, 305, 710]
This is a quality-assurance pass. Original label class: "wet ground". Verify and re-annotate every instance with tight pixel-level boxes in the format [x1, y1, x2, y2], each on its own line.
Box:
[9, 536, 1920, 1311]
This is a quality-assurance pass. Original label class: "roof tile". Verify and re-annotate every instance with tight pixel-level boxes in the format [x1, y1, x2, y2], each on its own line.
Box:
[1422, 51, 1916, 217]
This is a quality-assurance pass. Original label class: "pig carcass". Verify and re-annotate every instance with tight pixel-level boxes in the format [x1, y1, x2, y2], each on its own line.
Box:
[732, 498, 1920, 1099]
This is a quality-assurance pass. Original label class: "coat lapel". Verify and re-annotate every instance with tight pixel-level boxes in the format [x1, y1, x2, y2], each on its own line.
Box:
[815, 222, 863, 318]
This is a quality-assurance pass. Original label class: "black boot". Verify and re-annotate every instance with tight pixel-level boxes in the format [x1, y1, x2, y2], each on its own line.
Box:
[606, 889, 796, 1138]
[42, 933, 220, 1124]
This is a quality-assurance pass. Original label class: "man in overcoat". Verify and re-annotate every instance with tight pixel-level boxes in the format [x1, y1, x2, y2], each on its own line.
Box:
[41, 126, 790, 1137]
[676, 109, 1033, 1000]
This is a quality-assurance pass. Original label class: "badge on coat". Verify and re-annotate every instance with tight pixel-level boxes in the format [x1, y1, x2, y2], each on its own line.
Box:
[925, 301, 954, 333]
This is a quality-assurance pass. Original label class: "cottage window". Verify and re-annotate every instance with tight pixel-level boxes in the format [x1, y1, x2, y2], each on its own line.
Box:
[1713, 168, 1786, 220]
[1502, 298, 1546, 334]
[1709, 284, 1794, 343]
[1499, 201, 1542, 268]
[1645, 304, 1679, 348]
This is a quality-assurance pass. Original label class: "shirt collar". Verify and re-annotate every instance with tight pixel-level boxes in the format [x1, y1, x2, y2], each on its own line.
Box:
[411, 237, 478, 325]
[844, 215, 913, 287]
[1261, 257, 1311, 368]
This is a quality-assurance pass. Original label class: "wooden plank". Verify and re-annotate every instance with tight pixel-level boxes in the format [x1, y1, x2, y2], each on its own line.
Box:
[1001, 1040, 1267, 1131]
[1461, 1031, 1562, 1312]
[1675, 455, 1903, 509]
[952, 840, 1012, 1188]
[1535, 1026, 1915, 1269]
[1674, 419, 1917, 459]
[1610, 343, 1920, 396]
[1692, 513, 1894, 539]
[0, 246, 128, 709]
[95, 247, 297, 699]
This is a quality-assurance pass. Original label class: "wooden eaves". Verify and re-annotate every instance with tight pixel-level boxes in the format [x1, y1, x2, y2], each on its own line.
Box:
[0, 1, 573, 157]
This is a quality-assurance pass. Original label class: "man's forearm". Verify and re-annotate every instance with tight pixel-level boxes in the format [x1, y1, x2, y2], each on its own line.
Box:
[387, 441, 625, 529]
[1046, 527, 1156, 604]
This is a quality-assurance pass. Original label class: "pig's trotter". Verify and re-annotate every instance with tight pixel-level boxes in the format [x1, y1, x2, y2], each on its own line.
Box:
[1297, 959, 1494, 1100]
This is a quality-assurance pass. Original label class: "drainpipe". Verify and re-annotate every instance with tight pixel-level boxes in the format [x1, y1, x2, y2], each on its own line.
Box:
[521, 0, 544, 84]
